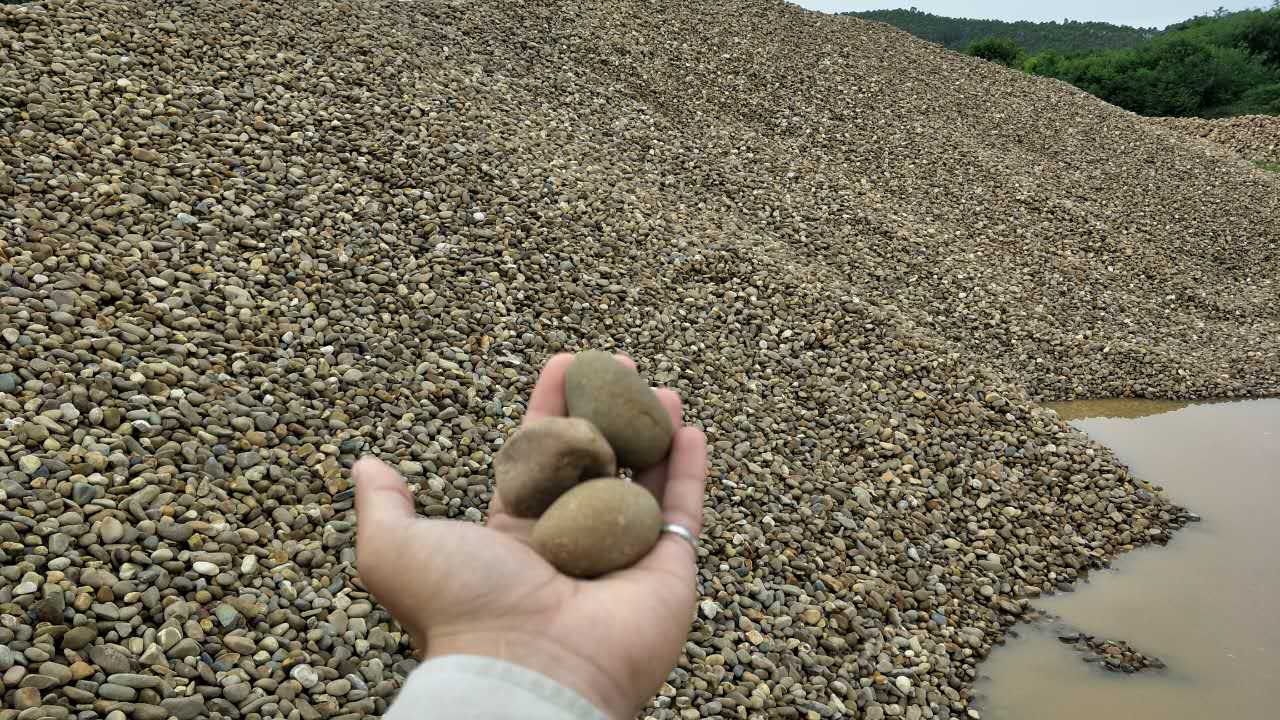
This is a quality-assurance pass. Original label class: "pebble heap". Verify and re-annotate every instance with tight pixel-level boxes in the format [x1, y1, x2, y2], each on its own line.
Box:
[1147, 115, 1280, 166]
[0, 1, 1273, 720]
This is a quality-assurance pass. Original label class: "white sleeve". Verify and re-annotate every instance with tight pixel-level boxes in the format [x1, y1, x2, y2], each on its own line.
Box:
[383, 654, 610, 720]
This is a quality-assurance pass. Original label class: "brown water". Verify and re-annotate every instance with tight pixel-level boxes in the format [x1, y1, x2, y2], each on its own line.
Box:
[977, 399, 1280, 720]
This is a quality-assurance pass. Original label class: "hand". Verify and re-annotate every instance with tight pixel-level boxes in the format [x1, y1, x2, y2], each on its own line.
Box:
[353, 353, 708, 719]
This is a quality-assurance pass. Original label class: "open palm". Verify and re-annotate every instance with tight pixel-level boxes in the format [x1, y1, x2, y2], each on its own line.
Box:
[354, 354, 708, 719]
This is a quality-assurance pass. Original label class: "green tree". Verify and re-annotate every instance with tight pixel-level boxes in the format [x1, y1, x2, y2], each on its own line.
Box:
[1238, 10, 1280, 66]
[845, 8, 1157, 55]
[1024, 7, 1280, 117]
[965, 37, 1027, 67]
[858, 5, 1280, 117]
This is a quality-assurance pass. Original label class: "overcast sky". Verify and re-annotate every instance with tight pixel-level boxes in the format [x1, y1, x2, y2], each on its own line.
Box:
[793, 1, 1268, 28]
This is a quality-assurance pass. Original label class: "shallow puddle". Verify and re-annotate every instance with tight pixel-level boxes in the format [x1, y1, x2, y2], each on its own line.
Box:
[977, 399, 1280, 720]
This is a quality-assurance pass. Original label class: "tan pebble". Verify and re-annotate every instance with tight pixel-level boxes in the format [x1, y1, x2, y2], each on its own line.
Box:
[564, 351, 673, 469]
[532, 478, 662, 578]
[494, 417, 616, 517]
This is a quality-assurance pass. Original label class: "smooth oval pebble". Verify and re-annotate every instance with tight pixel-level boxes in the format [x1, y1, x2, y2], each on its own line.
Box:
[532, 477, 663, 578]
[564, 350, 673, 469]
[493, 417, 617, 517]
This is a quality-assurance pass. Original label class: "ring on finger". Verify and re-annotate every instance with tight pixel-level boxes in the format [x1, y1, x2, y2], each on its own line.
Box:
[661, 522, 699, 552]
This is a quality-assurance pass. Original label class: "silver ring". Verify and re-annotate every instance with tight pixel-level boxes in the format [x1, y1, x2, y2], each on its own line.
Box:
[661, 523, 698, 552]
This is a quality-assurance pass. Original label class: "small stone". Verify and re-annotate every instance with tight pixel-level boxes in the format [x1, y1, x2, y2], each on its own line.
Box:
[291, 663, 320, 688]
[161, 695, 208, 720]
[106, 673, 165, 689]
[14, 687, 41, 710]
[213, 603, 241, 627]
[225, 682, 253, 703]
[19, 674, 58, 689]
[59, 402, 80, 423]
[131, 705, 169, 720]
[157, 626, 182, 650]
[98, 682, 138, 701]
[156, 522, 194, 542]
[38, 662, 72, 685]
[223, 635, 256, 654]
[139, 643, 166, 667]
[167, 638, 201, 659]
[72, 482, 100, 505]
[99, 516, 125, 543]
[192, 561, 219, 576]
[18, 456, 41, 474]
[62, 625, 98, 650]
[87, 644, 132, 674]
[131, 147, 162, 163]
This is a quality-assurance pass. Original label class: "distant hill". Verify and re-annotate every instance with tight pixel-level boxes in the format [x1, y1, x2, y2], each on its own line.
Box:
[845, 8, 1158, 54]
[848, 6, 1280, 118]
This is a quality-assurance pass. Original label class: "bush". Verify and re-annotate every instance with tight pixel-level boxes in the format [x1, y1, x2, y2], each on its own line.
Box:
[964, 38, 1026, 68]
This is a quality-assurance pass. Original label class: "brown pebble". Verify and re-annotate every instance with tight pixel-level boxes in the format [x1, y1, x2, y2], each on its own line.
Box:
[564, 351, 673, 469]
[494, 417, 617, 517]
[532, 478, 663, 578]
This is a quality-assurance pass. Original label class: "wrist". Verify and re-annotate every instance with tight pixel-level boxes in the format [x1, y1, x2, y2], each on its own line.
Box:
[425, 627, 632, 720]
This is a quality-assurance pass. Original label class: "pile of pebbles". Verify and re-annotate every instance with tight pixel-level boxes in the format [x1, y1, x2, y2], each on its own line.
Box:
[0, 1, 1273, 719]
[1147, 115, 1280, 166]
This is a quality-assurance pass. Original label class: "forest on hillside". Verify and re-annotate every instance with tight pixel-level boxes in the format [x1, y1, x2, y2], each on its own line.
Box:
[845, 8, 1158, 54]
[852, 6, 1280, 117]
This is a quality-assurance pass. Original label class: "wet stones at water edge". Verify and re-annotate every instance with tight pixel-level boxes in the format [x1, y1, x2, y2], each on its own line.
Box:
[1015, 612, 1167, 675]
[1056, 634, 1167, 674]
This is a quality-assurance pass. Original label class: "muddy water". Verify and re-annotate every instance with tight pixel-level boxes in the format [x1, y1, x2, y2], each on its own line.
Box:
[977, 399, 1280, 720]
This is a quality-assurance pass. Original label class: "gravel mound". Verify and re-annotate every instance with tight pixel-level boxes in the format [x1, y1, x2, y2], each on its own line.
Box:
[0, 1, 1271, 719]
[1146, 115, 1280, 166]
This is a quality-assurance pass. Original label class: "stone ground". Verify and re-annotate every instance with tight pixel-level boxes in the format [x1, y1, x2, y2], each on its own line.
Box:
[1, 1, 1276, 719]
[1147, 115, 1280, 166]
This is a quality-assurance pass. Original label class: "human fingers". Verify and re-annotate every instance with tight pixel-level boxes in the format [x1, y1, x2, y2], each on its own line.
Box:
[636, 426, 708, 573]
[524, 353, 575, 421]
[354, 456, 416, 562]
[353, 457, 424, 632]
[485, 491, 538, 537]
[635, 388, 685, 498]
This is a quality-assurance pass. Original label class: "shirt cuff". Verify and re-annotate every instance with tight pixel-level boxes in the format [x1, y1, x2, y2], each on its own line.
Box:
[383, 654, 610, 720]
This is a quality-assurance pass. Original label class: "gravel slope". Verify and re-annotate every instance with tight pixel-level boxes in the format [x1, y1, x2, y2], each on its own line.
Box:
[1147, 115, 1280, 166]
[0, 1, 1272, 719]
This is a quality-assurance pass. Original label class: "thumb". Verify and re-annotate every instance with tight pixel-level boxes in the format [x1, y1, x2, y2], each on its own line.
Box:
[354, 456, 416, 572]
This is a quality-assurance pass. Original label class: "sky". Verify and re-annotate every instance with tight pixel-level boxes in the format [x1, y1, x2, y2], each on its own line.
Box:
[793, 1, 1268, 28]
